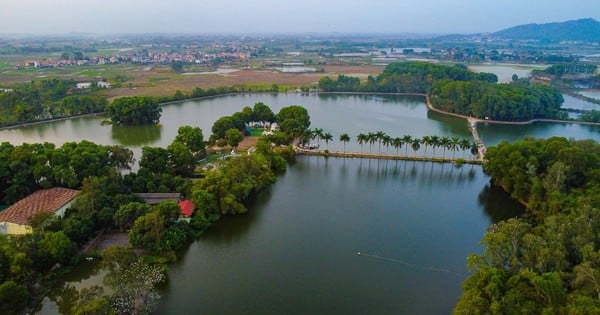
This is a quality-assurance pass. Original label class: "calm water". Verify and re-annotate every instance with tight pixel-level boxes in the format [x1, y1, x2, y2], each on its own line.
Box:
[478, 121, 600, 147]
[17, 92, 594, 313]
[0, 94, 471, 159]
[468, 64, 546, 83]
[155, 157, 522, 314]
[561, 94, 600, 111]
[579, 91, 600, 101]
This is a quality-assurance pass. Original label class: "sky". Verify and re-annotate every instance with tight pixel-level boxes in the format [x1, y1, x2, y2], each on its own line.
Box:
[0, 0, 598, 35]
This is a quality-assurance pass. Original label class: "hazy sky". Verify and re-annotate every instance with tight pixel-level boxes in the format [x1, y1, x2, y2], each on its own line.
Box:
[1, 0, 598, 35]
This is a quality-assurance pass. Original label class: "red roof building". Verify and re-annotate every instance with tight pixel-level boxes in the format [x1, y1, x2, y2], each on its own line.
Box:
[0, 187, 79, 234]
[179, 200, 195, 217]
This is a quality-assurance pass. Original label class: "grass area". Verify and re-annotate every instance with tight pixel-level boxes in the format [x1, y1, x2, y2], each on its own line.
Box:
[78, 70, 105, 77]
[0, 61, 13, 70]
[250, 128, 265, 136]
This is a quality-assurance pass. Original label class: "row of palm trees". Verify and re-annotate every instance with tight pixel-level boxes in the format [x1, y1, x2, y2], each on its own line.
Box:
[304, 128, 479, 159]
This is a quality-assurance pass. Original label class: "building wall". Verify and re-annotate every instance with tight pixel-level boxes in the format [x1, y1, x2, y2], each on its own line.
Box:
[0, 222, 32, 235]
[54, 199, 76, 217]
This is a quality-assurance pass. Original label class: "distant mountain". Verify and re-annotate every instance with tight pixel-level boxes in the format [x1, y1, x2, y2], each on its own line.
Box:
[491, 18, 600, 42]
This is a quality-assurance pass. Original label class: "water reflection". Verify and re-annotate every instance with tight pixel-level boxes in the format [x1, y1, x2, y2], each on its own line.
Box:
[111, 125, 162, 146]
[354, 158, 477, 186]
[478, 183, 525, 223]
[199, 187, 274, 246]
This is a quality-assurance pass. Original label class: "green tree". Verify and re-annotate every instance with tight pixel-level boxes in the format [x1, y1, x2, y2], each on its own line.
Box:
[0, 281, 30, 315]
[367, 132, 376, 153]
[357, 133, 367, 153]
[114, 202, 151, 231]
[339, 133, 350, 152]
[225, 128, 244, 150]
[276, 106, 310, 138]
[109, 145, 134, 171]
[392, 137, 403, 155]
[171, 61, 184, 73]
[375, 131, 386, 153]
[211, 116, 241, 140]
[312, 128, 324, 147]
[322, 132, 333, 150]
[440, 136, 451, 158]
[174, 126, 206, 157]
[102, 249, 165, 315]
[167, 141, 195, 177]
[402, 135, 413, 155]
[252, 102, 275, 122]
[38, 231, 76, 266]
[411, 138, 421, 156]
[106, 97, 161, 125]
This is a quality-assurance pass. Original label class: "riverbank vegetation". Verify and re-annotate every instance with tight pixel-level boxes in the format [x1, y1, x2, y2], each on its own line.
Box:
[455, 137, 600, 313]
[0, 78, 107, 127]
[319, 61, 566, 121]
[0, 101, 304, 314]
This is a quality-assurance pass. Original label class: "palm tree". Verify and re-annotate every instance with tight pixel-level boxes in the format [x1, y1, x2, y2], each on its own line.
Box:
[392, 137, 402, 155]
[382, 134, 392, 154]
[459, 138, 471, 158]
[430, 135, 440, 157]
[375, 130, 386, 153]
[339, 133, 350, 152]
[402, 135, 413, 155]
[367, 132, 377, 153]
[440, 136, 450, 159]
[411, 138, 421, 156]
[312, 128, 324, 147]
[421, 135, 431, 156]
[300, 129, 313, 146]
[323, 132, 333, 149]
[357, 133, 367, 153]
[450, 137, 460, 158]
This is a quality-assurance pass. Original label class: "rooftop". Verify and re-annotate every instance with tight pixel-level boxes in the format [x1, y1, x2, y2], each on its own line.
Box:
[0, 188, 80, 225]
[135, 193, 182, 205]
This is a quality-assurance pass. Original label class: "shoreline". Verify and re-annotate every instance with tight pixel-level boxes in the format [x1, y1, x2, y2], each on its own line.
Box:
[4, 91, 600, 132]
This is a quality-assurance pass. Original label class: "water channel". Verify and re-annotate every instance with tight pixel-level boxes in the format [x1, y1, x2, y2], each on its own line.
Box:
[3, 91, 596, 314]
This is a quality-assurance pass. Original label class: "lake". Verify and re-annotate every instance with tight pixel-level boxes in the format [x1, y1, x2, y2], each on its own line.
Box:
[40, 157, 523, 314]
[14, 92, 597, 314]
[468, 63, 547, 83]
[0, 94, 472, 159]
[156, 157, 524, 314]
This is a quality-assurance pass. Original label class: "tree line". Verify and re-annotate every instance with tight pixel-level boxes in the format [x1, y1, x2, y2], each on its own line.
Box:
[0, 79, 107, 126]
[318, 61, 565, 121]
[302, 128, 479, 159]
[455, 137, 600, 313]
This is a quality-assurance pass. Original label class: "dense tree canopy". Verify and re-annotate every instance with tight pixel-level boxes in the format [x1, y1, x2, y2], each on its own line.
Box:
[105, 96, 162, 125]
[252, 102, 275, 122]
[431, 79, 565, 120]
[318, 61, 565, 121]
[0, 141, 134, 204]
[0, 79, 107, 127]
[275, 105, 311, 137]
[456, 137, 600, 313]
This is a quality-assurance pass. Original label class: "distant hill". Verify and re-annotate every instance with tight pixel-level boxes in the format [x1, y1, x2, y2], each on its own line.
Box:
[491, 18, 600, 42]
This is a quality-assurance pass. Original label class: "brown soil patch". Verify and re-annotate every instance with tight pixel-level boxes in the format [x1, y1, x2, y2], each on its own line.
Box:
[100, 65, 385, 99]
[237, 136, 259, 151]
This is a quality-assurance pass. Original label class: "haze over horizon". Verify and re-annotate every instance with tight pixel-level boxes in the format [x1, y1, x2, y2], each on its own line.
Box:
[0, 0, 598, 35]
